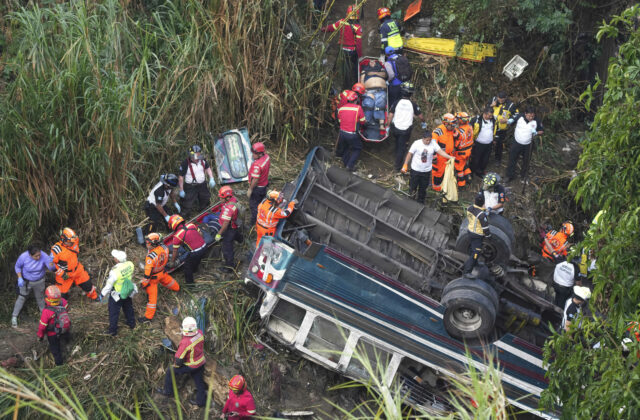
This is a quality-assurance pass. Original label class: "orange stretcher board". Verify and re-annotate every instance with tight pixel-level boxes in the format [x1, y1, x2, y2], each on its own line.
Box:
[404, 0, 422, 22]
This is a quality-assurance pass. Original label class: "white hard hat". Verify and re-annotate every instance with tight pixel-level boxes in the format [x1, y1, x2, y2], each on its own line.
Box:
[573, 286, 592, 301]
[182, 317, 198, 336]
[111, 249, 127, 263]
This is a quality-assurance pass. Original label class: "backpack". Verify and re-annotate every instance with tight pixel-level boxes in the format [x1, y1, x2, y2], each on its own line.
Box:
[47, 305, 71, 335]
[119, 277, 135, 299]
[392, 55, 412, 82]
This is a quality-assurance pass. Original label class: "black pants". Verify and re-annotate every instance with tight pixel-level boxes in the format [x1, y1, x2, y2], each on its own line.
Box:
[181, 182, 211, 217]
[553, 283, 573, 308]
[506, 141, 532, 180]
[341, 131, 362, 171]
[392, 125, 412, 170]
[388, 84, 401, 111]
[144, 203, 171, 234]
[409, 169, 431, 203]
[494, 130, 507, 162]
[47, 333, 70, 366]
[183, 247, 206, 284]
[222, 228, 242, 267]
[163, 364, 207, 406]
[335, 133, 348, 158]
[470, 142, 492, 177]
[108, 296, 136, 336]
[463, 233, 484, 274]
[249, 186, 267, 227]
[341, 49, 358, 89]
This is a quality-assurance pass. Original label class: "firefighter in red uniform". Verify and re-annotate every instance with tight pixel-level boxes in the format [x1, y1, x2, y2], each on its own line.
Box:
[37, 285, 70, 366]
[431, 114, 459, 191]
[139, 233, 180, 322]
[454, 112, 475, 187]
[247, 142, 270, 227]
[542, 221, 574, 263]
[50, 228, 99, 301]
[215, 186, 242, 273]
[256, 191, 297, 247]
[321, 5, 362, 88]
[168, 215, 207, 284]
[222, 375, 257, 420]
[337, 90, 367, 171]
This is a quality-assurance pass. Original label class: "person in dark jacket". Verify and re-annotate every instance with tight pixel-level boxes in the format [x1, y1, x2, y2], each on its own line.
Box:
[463, 194, 491, 274]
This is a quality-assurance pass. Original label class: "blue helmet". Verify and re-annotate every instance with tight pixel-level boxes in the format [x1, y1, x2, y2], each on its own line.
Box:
[385, 46, 396, 56]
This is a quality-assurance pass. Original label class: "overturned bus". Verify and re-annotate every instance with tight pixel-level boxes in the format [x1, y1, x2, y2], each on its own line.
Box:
[245, 147, 560, 418]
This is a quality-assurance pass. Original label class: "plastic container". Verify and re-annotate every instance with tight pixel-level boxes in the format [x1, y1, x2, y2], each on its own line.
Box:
[503, 55, 528, 80]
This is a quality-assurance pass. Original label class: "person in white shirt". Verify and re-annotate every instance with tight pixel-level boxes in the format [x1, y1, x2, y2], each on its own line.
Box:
[505, 107, 544, 183]
[178, 145, 217, 217]
[469, 107, 496, 178]
[387, 82, 427, 171]
[553, 256, 578, 307]
[101, 250, 138, 336]
[401, 136, 454, 203]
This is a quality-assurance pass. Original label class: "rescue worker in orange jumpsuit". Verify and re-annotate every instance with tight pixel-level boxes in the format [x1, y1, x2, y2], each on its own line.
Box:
[256, 191, 297, 247]
[431, 114, 459, 192]
[542, 221, 574, 263]
[215, 186, 242, 273]
[454, 112, 474, 187]
[140, 233, 180, 322]
[222, 375, 257, 419]
[50, 228, 99, 301]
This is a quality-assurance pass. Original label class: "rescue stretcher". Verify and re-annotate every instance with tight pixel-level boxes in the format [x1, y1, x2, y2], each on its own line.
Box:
[164, 201, 224, 274]
[358, 57, 389, 143]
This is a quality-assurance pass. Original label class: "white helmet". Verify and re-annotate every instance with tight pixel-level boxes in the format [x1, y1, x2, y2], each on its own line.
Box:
[573, 286, 592, 301]
[182, 317, 198, 336]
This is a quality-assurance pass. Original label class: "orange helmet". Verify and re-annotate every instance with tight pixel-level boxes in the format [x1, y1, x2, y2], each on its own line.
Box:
[168, 215, 184, 230]
[45, 285, 61, 306]
[351, 83, 365, 95]
[60, 227, 78, 243]
[346, 5, 360, 19]
[229, 375, 246, 392]
[218, 186, 234, 199]
[252, 142, 265, 154]
[455, 112, 470, 124]
[442, 113, 457, 130]
[345, 90, 358, 103]
[145, 232, 162, 247]
[377, 7, 391, 20]
[562, 221, 574, 236]
[267, 190, 283, 202]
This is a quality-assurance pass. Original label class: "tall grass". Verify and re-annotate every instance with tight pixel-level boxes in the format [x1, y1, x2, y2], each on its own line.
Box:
[0, 0, 330, 270]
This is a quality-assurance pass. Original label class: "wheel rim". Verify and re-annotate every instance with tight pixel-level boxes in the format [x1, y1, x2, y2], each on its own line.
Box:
[482, 242, 498, 263]
[450, 307, 482, 332]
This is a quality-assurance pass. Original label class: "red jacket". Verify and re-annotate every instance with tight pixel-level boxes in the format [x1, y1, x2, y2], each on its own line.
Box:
[321, 19, 362, 56]
[38, 298, 69, 338]
[175, 329, 205, 369]
[248, 154, 270, 187]
[222, 389, 257, 419]
[337, 104, 366, 133]
[171, 223, 206, 252]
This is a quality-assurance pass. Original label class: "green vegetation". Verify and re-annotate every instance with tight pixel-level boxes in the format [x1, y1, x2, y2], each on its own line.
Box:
[542, 5, 640, 418]
[0, 0, 330, 266]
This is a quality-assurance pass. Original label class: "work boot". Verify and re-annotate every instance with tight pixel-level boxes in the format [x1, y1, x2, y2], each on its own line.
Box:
[155, 388, 171, 397]
[138, 317, 151, 324]
[221, 266, 233, 274]
[11, 316, 18, 328]
[188, 399, 205, 408]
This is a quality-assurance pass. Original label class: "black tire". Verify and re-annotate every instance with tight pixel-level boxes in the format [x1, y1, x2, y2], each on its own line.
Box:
[487, 213, 515, 245]
[456, 224, 512, 265]
[441, 288, 497, 339]
[442, 277, 499, 313]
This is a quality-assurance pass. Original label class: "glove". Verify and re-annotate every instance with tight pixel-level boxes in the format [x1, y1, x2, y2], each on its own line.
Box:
[179, 190, 185, 199]
[17, 278, 25, 288]
[38, 336, 44, 342]
[401, 164, 408, 174]
[164, 215, 170, 222]
[215, 234, 222, 242]
[507, 118, 514, 124]
[421, 122, 427, 130]
[174, 202, 181, 213]
[385, 127, 390, 135]
[62, 272, 69, 280]
[486, 206, 493, 213]
[208, 178, 216, 188]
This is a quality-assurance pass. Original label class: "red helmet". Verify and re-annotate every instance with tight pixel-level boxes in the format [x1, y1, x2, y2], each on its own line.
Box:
[45, 285, 61, 306]
[455, 111, 470, 124]
[252, 142, 265, 154]
[345, 90, 358, 103]
[218, 185, 234, 199]
[351, 83, 365, 95]
[346, 5, 360, 19]
[229, 375, 246, 392]
[377, 7, 391, 20]
[562, 221, 574, 236]
[168, 214, 184, 231]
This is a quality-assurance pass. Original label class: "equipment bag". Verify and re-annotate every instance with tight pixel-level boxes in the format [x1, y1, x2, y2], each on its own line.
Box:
[47, 305, 71, 335]
[442, 159, 459, 203]
[119, 277, 135, 299]
[392, 55, 412, 82]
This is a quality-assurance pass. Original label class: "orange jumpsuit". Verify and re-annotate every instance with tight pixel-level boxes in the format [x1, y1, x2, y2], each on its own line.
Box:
[454, 123, 474, 187]
[141, 244, 180, 320]
[542, 230, 569, 262]
[256, 199, 296, 247]
[431, 124, 457, 191]
[50, 241, 97, 299]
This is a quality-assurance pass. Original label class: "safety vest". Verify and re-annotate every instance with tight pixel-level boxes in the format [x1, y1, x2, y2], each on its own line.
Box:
[257, 200, 295, 229]
[455, 124, 474, 153]
[145, 245, 169, 278]
[384, 21, 403, 49]
[112, 261, 134, 293]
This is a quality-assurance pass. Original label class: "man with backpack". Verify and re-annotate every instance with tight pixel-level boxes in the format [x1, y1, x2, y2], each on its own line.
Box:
[101, 250, 137, 336]
[37, 285, 71, 366]
[383, 47, 411, 109]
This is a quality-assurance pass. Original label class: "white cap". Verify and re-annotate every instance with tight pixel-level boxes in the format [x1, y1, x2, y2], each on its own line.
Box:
[111, 249, 127, 263]
[573, 285, 592, 301]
